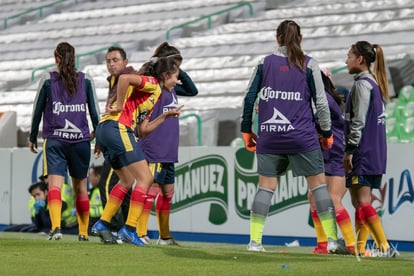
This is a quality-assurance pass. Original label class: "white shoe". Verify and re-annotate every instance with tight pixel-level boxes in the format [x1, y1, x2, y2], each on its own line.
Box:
[247, 240, 265, 252]
[157, 237, 179, 245]
[111, 232, 123, 244]
[140, 235, 151, 245]
[327, 238, 350, 255]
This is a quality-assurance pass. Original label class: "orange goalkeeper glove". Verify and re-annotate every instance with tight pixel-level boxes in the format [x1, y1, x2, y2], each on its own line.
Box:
[320, 134, 334, 150]
[242, 132, 257, 152]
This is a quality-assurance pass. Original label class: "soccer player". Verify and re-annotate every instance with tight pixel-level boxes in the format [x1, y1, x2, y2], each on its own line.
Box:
[91, 56, 183, 245]
[309, 71, 355, 255]
[29, 42, 100, 241]
[343, 41, 397, 257]
[137, 42, 198, 245]
[98, 46, 134, 233]
[241, 20, 347, 254]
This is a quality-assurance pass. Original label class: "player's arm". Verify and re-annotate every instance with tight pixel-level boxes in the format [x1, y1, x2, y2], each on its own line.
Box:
[175, 69, 198, 96]
[85, 73, 101, 132]
[308, 58, 332, 138]
[138, 105, 184, 137]
[108, 74, 143, 113]
[29, 74, 49, 153]
[240, 59, 262, 152]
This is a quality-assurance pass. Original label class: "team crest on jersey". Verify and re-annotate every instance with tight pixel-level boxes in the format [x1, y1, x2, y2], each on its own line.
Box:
[260, 107, 295, 132]
[53, 119, 84, 139]
[137, 110, 149, 123]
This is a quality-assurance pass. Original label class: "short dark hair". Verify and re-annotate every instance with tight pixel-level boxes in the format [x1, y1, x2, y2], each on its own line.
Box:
[107, 46, 127, 60]
[28, 181, 48, 194]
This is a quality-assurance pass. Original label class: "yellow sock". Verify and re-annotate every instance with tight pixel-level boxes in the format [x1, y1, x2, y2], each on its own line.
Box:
[48, 186, 62, 231]
[355, 206, 371, 254]
[311, 209, 327, 244]
[76, 193, 90, 237]
[137, 210, 150, 237]
[361, 203, 390, 252]
[336, 207, 355, 250]
[156, 191, 173, 239]
[137, 186, 158, 237]
[318, 211, 338, 240]
[250, 213, 266, 244]
[125, 185, 146, 228]
[101, 184, 128, 223]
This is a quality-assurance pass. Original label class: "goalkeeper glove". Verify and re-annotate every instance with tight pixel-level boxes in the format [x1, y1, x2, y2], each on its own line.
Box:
[242, 132, 257, 152]
[320, 134, 334, 150]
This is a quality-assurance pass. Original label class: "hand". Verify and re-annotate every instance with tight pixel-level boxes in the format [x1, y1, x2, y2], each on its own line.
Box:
[319, 134, 334, 150]
[242, 132, 257, 152]
[93, 144, 102, 159]
[343, 153, 353, 174]
[105, 104, 122, 115]
[33, 200, 46, 214]
[29, 141, 38, 153]
[166, 105, 184, 118]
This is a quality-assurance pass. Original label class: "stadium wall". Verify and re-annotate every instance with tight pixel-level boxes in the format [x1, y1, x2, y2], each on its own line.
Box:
[0, 111, 17, 148]
[1, 145, 413, 251]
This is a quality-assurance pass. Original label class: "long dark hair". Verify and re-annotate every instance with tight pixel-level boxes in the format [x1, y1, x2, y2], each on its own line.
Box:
[137, 56, 179, 83]
[320, 71, 342, 106]
[276, 20, 305, 71]
[153, 41, 183, 64]
[55, 42, 77, 96]
[137, 41, 181, 80]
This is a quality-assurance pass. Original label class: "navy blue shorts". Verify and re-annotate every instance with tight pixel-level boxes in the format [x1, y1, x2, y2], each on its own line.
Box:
[148, 162, 175, 185]
[346, 175, 383, 189]
[96, 120, 145, 170]
[43, 139, 90, 179]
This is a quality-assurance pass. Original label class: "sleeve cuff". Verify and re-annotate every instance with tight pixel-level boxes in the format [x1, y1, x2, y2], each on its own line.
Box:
[320, 130, 332, 138]
[345, 144, 357, 154]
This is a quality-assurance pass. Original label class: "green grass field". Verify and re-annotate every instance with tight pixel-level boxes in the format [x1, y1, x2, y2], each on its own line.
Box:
[1, 232, 414, 275]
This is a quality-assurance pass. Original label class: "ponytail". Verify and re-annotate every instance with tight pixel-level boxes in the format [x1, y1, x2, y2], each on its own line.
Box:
[276, 20, 305, 71]
[137, 57, 178, 83]
[152, 41, 183, 66]
[55, 42, 77, 96]
[372, 44, 389, 101]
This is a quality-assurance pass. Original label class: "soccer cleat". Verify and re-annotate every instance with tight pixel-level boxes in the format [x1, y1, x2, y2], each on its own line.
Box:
[111, 232, 124, 244]
[118, 226, 145, 246]
[78, 235, 89, 241]
[91, 220, 118, 244]
[247, 240, 265, 252]
[327, 238, 350, 255]
[156, 237, 179, 246]
[347, 246, 356, 256]
[47, 228, 62, 240]
[140, 235, 151, 245]
[91, 220, 109, 233]
[312, 246, 328, 254]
